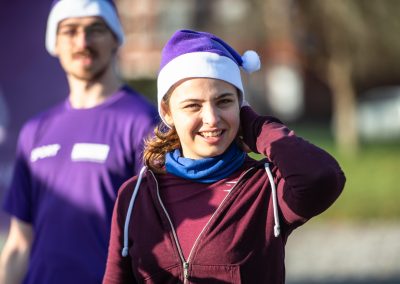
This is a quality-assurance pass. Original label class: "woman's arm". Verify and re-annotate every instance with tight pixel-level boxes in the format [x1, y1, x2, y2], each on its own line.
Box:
[240, 106, 346, 224]
[0, 217, 33, 284]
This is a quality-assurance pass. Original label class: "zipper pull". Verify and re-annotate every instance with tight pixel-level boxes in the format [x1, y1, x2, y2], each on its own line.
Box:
[183, 262, 189, 280]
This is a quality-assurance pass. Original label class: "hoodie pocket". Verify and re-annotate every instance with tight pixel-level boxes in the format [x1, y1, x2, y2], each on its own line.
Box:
[187, 264, 241, 284]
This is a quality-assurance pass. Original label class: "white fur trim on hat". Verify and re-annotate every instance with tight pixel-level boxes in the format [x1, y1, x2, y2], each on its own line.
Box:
[45, 0, 124, 56]
[157, 52, 244, 127]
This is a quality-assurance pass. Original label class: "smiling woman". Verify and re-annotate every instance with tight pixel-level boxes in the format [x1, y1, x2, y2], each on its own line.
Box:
[162, 78, 241, 159]
[103, 29, 346, 284]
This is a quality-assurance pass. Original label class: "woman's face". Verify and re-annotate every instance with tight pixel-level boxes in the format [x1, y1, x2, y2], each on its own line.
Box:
[163, 78, 240, 159]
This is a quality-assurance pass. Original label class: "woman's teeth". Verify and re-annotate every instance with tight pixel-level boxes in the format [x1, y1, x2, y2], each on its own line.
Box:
[200, 130, 223, 138]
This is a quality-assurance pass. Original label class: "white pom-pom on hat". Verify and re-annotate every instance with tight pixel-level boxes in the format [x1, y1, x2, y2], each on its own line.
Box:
[241, 50, 261, 73]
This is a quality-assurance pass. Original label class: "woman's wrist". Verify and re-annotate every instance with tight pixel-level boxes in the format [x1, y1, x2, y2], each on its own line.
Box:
[239, 106, 261, 153]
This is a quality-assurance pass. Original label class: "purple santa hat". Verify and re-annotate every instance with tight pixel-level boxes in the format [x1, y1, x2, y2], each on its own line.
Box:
[45, 0, 124, 56]
[157, 29, 261, 127]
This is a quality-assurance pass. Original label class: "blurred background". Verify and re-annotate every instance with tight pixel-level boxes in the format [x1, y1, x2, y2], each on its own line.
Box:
[1, 0, 399, 282]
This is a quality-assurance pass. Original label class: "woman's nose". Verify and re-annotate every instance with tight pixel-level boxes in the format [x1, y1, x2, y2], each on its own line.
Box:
[202, 105, 220, 126]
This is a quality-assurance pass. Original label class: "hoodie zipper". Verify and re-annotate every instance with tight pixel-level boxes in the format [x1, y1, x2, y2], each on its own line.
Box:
[185, 167, 255, 264]
[149, 168, 254, 283]
[149, 171, 188, 282]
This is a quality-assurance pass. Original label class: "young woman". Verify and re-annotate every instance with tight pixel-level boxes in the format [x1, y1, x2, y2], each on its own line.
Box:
[103, 29, 345, 284]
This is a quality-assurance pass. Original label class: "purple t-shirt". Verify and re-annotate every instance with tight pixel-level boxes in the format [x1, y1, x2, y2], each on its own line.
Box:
[3, 86, 158, 284]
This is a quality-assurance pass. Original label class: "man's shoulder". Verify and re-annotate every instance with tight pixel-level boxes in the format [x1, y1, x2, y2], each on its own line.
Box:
[118, 85, 154, 107]
[21, 101, 66, 133]
[112, 85, 158, 121]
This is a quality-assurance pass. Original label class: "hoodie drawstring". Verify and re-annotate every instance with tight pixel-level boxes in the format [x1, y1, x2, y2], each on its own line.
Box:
[265, 162, 281, 237]
[121, 163, 280, 257]
[121, 166, 147, 257]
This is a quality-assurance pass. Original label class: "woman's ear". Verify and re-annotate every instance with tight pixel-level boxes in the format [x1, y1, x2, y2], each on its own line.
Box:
[161, 101, 174, 126]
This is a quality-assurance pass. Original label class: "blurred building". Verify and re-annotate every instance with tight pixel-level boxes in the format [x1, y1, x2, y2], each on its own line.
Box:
[358, 86, 400, 141]
[116, 0, 267, 78]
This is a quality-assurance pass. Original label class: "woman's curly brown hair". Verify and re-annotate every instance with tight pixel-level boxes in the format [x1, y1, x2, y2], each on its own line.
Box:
[143, 124, 180, 174]
[143, 90, 181, 173]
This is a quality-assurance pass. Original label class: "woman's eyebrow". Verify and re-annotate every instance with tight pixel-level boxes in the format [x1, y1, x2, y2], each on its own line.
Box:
[178, 98, 203, 105]
[216, 93, 236, 99]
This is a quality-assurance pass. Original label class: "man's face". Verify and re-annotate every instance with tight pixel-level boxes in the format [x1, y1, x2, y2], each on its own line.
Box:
[54, 16, 118, 81]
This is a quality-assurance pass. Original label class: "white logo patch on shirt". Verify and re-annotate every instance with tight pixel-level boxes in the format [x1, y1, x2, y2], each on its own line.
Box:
[71, 143, 110, 163]
[30, 144, 61, 162]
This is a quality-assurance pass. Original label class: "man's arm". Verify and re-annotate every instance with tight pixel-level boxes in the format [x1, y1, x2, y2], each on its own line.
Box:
[0, 217, 33, 284]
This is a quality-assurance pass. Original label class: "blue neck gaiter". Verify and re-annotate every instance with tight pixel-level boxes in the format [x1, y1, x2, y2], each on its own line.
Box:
[165, 143, 246, 183]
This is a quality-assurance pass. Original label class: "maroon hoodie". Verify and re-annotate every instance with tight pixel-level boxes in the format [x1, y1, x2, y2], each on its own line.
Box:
[103, 107, 345, 283]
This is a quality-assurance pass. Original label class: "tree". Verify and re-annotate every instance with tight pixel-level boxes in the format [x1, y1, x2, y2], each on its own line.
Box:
[297, 0, 400, 154]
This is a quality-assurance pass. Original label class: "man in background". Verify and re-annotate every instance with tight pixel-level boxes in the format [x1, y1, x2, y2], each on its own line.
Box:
[0, 0, 158, 283]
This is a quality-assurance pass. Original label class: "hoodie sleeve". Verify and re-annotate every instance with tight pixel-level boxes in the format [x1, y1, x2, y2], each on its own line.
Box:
[103, 178, 137, 284]
[240, 106, 346, 225]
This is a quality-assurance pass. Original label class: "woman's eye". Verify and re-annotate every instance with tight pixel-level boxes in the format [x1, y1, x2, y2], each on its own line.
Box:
[184, 104, 200, 110]
[218, 99, 233, 105]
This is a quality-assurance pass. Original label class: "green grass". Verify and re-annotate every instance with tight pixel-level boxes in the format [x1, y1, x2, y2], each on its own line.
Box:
[324, 142, 400, 221]
[253, 124, 400, 221]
